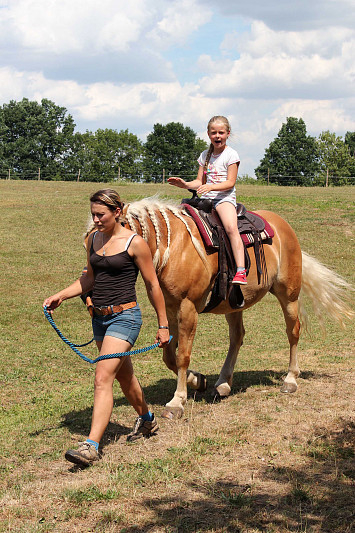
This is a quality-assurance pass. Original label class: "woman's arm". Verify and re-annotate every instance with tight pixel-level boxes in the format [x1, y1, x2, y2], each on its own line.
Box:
[197, 162, 239, 196]
[43, 235, 95, 311]
[130, 236, 170, 347]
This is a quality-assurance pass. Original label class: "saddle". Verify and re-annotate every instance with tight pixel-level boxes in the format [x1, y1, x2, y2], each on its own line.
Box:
[181, 190, 274, 312]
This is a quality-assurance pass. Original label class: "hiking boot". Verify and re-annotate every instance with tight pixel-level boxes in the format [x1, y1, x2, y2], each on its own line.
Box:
[126, 414, 158, 442]
[65, 441, 99, 467]
[231, 270, 247, 285]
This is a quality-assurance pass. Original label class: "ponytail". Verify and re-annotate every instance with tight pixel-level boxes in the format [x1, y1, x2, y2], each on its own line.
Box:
[202, 144, 214, 185]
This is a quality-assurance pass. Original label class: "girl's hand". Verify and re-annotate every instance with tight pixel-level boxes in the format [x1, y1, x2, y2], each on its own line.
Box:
[197, 183, 213, 195]
[167, 177, 187, 189]
[155, 328, 170, 348]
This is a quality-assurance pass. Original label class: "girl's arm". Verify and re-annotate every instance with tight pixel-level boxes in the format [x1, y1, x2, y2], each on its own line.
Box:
[43, 235, 95, 311]
[167, 169, 203, 191]
[130, 236, 170, 347]
[197, 162, 239, 196]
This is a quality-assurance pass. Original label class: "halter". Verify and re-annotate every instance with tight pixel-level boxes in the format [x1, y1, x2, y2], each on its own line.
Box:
[43, 306, 172, 364]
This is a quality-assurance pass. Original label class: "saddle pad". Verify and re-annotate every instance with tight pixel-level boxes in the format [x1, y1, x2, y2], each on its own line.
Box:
[182, 203, 216, 249]
[182, 204, 274, 249]
[242, 211, 274, 245]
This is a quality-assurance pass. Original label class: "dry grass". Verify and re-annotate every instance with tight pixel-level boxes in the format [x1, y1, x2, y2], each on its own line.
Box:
[0, 180, 354, 532]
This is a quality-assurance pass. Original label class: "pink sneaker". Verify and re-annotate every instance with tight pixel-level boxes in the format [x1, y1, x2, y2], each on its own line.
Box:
[232, 270, 247, 285]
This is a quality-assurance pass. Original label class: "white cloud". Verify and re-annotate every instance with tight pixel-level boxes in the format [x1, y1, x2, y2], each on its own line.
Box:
[1, 0, 151, 53]
[202, 0, 355, 31]
[147, 0, 212, 48]
[222, 21, 353, 59]
[199, 21, 355, 99]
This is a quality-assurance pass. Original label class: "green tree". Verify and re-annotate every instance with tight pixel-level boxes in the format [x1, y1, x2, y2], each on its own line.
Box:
[143, 122, 208, 183]
[0, 98, 75, 178]
[255, 117, 319, 185]
[345, 131, 355, 157]
[316, 131, 355, 185]
[71, 128, 144, 182]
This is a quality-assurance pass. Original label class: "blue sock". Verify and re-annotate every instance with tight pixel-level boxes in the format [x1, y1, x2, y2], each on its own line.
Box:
[141, 411, 153, 421]
[85, 438, 99, 451]
[237, 267, 245, 272]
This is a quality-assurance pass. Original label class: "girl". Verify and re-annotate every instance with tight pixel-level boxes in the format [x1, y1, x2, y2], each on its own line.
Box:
[168, 115, 247, 285]
[43, 189, 170, 467]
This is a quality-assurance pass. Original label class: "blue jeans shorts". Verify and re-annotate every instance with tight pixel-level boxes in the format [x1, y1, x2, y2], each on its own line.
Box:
[92, 305, 142, 345]
[212, 198, 237, 209]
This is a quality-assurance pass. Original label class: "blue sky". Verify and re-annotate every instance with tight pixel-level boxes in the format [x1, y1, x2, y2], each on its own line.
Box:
[0, 0, 354, 177]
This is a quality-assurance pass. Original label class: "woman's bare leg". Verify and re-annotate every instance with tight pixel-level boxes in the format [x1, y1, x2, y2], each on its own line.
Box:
[88, 336, 139, 443]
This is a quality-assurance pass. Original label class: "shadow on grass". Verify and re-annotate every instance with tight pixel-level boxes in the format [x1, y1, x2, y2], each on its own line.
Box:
[96, 420, 355, 533]
[60, 407, 132, 447]
[59, 369, 322, 449]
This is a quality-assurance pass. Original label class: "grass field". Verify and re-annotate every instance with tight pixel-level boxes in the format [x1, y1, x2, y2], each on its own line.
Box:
[0, 180, 354, 532]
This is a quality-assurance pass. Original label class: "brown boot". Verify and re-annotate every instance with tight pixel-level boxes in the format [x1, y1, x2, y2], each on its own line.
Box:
[65, 441, 99, 467]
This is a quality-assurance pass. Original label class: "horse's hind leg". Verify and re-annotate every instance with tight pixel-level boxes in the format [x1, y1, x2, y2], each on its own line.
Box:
[272, 288, 301, 393]
[213, 311, 245, 399]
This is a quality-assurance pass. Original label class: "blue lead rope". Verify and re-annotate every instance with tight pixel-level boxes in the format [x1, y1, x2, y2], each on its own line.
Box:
[43, 306, 171, 364]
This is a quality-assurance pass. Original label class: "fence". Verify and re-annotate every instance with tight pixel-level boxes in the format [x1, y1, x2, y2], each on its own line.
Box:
[1, 169, 354, 186]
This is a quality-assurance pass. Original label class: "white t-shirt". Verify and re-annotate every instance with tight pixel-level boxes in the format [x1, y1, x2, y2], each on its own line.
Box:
[197, 145, 240, 203]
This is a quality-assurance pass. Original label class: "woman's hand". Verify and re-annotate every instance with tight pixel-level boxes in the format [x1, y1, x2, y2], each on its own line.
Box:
[155, 328, 170, 348]
[167, 177, 187, 189]
[43, 294, 63, 313]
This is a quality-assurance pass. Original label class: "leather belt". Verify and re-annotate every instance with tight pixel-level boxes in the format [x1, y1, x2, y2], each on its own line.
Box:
[88, 301, 137, 317]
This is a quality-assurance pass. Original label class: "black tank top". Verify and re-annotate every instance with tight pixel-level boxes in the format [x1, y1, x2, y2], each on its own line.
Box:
[89, 232, 139, 307]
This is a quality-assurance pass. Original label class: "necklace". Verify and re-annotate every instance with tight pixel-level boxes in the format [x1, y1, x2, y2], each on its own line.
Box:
[102, 234, 115, 256]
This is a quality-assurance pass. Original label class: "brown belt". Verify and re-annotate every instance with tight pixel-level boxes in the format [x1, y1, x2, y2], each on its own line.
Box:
[87, 300, 137, 317]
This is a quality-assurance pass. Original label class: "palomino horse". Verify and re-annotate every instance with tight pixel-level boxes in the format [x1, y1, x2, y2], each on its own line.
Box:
[86, 198, 353, 420]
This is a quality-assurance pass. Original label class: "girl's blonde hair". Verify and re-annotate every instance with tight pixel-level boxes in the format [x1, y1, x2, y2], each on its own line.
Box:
[203, 116, 231, 184]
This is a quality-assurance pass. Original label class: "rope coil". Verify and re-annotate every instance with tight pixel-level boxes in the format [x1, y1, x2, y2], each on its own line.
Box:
[43, 306, 171, 364]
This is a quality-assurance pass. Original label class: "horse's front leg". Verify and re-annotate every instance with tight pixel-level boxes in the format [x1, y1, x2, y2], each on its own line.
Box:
[162, 298, 198, 420]
[213, 311, 245, 399]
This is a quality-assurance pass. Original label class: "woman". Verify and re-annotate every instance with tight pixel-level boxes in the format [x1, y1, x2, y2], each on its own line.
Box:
[43, 189, 170, 467]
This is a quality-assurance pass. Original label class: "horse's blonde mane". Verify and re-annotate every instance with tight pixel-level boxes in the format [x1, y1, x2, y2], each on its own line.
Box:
[126, 196, 209, 271]
[84, 196, 209, 271]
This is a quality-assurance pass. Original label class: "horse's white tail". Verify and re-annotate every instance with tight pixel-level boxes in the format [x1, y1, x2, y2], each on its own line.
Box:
[299, 251, 354, 330]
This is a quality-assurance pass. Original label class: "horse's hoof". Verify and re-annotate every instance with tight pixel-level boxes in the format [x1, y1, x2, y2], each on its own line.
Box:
[212, 389, 228, 402]
[161, 406, 184, 419]
[214, 383, 231, 398]
[196, 373, 207, 393]
[280, 382, 297, 393]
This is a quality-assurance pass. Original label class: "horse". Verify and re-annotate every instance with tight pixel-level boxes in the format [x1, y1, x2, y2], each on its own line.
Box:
[86, 197, 354, 420]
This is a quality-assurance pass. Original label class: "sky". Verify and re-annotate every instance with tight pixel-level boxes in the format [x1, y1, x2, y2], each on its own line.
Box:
[0, 0, 354, 177]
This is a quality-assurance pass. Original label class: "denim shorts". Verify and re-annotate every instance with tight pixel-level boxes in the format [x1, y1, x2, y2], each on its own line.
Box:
[212, 197, 237, 209]
[92, 305, 142, 345]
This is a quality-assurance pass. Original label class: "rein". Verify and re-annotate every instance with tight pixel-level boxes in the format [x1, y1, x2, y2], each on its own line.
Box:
[43, 306, 171, 364]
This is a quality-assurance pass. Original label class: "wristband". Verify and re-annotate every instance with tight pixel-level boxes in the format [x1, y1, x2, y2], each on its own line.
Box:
[158, 326, 169, 329]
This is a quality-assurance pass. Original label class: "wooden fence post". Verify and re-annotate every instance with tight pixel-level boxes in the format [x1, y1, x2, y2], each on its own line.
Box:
[326, 168, 329, 187]
[8, 169, 10, 180]
[77, 169, 81, 182]
[162, 169, 165, 184]
[38, 168, 41, 180]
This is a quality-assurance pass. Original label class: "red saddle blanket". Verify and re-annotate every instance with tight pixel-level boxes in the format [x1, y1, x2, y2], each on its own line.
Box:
[182, 204, 274, 251]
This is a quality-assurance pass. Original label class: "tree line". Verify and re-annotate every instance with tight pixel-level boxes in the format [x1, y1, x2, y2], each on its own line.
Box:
[0, 99, 354, 185]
